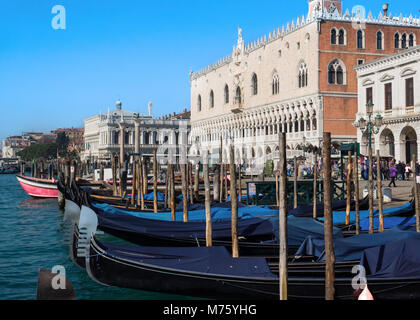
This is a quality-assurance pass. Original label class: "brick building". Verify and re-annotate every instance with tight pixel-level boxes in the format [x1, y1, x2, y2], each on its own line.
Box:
[189, 0, 419, 170]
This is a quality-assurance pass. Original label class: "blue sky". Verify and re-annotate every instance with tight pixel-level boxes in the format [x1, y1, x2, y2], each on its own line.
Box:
[0, 0, 419, 144]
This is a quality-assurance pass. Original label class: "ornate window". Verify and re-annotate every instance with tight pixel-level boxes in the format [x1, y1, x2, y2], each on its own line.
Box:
[251, 73, 258, 95]
[394, 33, 400, 49]
[401, 33, 407, 49]
[357, 29, 364, 49]
[385, 83, 393, 111]
[376, 31, 384, 50]
[328, 59, 346, 85]
[406, 78, 414, 107]
[224, 85, 229, 104]
[338, 28, 345, 45]
[209, 90, 214, 108]
[298, 62, 308, 88]
[331, 28, 337, 45]
[197, 95, 202, 112]
[312, 117, 317, 131]
[272, 73, 279, 95]
[409, 34, 416, 47]
[235, 86, 242, 104]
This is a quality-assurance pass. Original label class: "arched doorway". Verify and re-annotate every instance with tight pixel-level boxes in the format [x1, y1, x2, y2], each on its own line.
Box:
[379, 129, 395, 158]
[400, 126, 417, 163]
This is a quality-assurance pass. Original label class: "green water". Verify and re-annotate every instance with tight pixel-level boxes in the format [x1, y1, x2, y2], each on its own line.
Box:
[0, 174, 191, 300]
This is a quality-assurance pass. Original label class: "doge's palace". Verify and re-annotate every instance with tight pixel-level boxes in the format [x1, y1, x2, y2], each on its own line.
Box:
[189, 0, 420, 171]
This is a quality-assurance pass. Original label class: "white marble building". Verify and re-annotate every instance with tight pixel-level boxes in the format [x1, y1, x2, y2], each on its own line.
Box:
[355, 45, 420, 163]
[82, 100, 190, 162]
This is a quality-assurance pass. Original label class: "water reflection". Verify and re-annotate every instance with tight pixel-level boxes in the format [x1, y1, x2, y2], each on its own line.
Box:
[19, 198, 57, 209]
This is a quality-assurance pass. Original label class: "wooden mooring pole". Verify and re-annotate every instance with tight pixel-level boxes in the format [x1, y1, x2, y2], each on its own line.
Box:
[377, 150, 384, 233]
[203, 151, 212, 247]
[238, 164, 242, 202]
[368, 144, 374, 234]
[323, 132, 335, 300]
[412, 154, 420, 233]
[230, 144, 238, 258]
[293, 156, 298, 209]
[278, 132, 288, 300]
[153, 150, 158, 213]
[353, 154, 360, 235]
[112, 155, 118, 196]
[170, 163, 175, 221]
[313, 154, 318, 219]
[181, 163, 188, 222]
[345, 151, 352, 226]
[131, 157, 137, 207]
[194, 163, 199, 201]
[219, 138, 224, 203]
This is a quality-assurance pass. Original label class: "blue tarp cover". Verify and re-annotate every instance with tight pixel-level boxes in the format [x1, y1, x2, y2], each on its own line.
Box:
[269, 216, 344, 246]
[94, 205, 275, 240]
[361, 238, 420, 279]
[317, 202, 413, 226]
[360, 215, 416, 231]
[290, 199, 350, 218]
[127, 192, 165, 202]
[92, 202, 278, 222]
[295, 226, 420, 262]
[99, 240, 276, 278]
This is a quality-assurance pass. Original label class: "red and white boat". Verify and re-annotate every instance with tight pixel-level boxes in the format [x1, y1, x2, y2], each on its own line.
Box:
[16, 174, 58, 198]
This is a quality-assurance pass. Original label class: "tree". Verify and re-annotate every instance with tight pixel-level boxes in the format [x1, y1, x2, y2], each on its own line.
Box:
[17, 143, 58, 161]
[56, 132, 69, 157]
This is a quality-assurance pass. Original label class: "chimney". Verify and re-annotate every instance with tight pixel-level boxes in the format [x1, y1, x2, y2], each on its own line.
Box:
[382, 3, 389, 16]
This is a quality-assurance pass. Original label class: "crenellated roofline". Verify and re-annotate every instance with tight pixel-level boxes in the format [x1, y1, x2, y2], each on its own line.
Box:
[190, 8, 420, 81]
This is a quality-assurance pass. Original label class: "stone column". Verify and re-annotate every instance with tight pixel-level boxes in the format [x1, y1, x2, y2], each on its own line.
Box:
[118, 122, 125, 166]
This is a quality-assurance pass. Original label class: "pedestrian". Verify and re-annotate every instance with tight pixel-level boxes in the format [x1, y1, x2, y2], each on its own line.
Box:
[405, 164, 411, 180]
[388, 164, 397, 188]
[397, 162, 404, 180]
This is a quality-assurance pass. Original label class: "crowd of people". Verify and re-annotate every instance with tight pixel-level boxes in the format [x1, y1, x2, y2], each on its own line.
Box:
[285, 156, 420, 188]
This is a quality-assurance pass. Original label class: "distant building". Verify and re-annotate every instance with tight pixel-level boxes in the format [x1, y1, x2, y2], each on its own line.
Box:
[355, 45, 420, 163]
[1, 132, 58, 159]
[51, 128, 85, 153]
[1, 135, 32, 158]
[81, 100, 191, 161]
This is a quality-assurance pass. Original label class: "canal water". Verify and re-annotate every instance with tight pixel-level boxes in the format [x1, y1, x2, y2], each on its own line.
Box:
[0, 174, 190, 300]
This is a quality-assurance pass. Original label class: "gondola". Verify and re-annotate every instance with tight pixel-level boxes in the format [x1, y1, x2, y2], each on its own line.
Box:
[83, 233, 420, 300]
[63, 179, 415, 258]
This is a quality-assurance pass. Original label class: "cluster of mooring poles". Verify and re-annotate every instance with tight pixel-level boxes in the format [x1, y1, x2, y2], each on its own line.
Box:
[277, 131, 420, 300]
[53, 128, 420, 301]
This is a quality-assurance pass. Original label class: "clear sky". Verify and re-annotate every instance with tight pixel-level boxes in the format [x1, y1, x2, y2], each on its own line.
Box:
[0, 0, 419, 145]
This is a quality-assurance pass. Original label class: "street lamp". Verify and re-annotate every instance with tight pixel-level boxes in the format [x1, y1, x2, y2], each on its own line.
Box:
[353, 100, 383, 234]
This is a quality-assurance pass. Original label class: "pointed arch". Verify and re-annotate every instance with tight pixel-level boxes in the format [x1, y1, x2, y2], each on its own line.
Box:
[394, 32, 400, 49]
[251, 73, 258, 96]
[235, 86, 242, 104]
[298, 61, 308, 88]
[376, 30, 384, 50]
[327, 59, 346, 85]
[330, 27, 337, 45]
[224, 84, 229, 104]
[197, 95, 202, 112]
[401, 33, 407, 49]
[338, 28, 346, 45]
[209, 90, 214, 109]
[272, 71, 279, 95]
[357, 29, 365, 49]
[409, 33, 416, 47]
